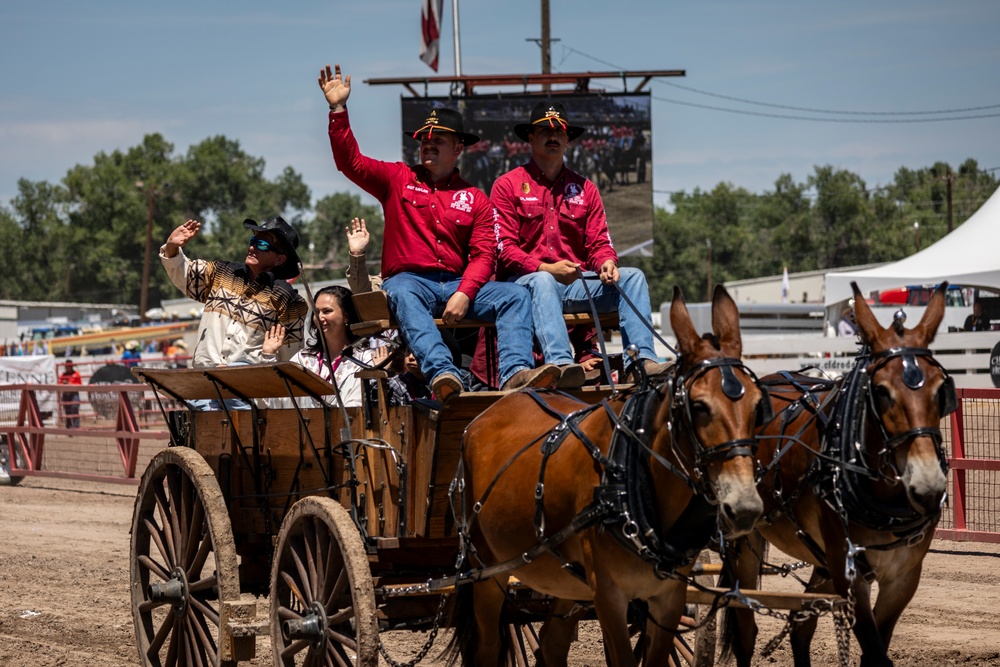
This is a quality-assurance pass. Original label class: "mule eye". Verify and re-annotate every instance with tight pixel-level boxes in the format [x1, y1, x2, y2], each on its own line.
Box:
[691, 401, 711, 427]
[872, 385, 893, 413]
[937, 376, 958, 416]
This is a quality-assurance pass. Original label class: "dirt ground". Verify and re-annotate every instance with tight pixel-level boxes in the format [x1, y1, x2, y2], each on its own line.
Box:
[1, 475, 999, 667]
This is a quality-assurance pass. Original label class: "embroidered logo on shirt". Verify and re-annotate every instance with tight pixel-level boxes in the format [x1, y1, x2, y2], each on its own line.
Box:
[564, 182, 584, 205]
[521, 182, 531, 194]
[451, 190, 474, 212]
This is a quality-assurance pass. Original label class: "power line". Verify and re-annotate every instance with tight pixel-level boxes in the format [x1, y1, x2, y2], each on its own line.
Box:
[661, 80, 1000, 117]
[654, 95, 1000, 123]
[556, 43, 1000, 124]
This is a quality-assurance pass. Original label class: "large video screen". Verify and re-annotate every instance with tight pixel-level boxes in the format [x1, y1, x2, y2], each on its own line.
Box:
[400, 93, 653, 252]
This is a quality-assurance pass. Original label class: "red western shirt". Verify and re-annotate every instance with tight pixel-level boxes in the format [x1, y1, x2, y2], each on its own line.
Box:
[493, 160, 618, 279]
[328, 110, 498, 301]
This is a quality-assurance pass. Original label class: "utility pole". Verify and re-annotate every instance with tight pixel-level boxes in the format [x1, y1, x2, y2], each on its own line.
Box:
[706, 239, 713, 302]
[527, 0, 558, 92]
[541, 0, 551, 75]
[945, 170, 954, 233]
[136, 181, 162, 322]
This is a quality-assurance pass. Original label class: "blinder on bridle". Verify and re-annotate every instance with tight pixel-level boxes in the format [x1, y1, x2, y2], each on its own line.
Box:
[672, 356, 771, 466]
[866, 346, 957, 453]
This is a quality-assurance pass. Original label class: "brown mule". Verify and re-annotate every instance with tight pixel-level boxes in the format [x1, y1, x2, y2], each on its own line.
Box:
[721, 282, 954, 667]
[453, 285, 765, 667]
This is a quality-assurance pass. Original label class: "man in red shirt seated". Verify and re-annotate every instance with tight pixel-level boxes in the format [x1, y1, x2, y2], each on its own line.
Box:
[318, 63, 560, 401]
[492, 100, 670, 380]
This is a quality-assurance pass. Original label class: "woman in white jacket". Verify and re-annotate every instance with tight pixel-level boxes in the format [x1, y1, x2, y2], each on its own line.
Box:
[264, 285, 371, 407]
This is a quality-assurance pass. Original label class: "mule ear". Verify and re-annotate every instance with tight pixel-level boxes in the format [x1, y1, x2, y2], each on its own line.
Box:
[911, 281, 948, 345]
[670, 285, 701, 356]
[712, 284, 742, 357]
[850, 282, 880, 345]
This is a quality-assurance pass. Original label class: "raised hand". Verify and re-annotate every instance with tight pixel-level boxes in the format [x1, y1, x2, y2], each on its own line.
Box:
[263, 323, 286, 355]
[318, 63, 351, 109]
[163, 220, 202, 257]
[346, 217, 370, 255]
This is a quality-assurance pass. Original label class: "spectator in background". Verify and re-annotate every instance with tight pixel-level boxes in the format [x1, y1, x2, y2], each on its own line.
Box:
[838, 306, 857, 337]
[121, 340, 142, 368]
[964, 301, 989, 332]
[59, 360, 82, 428]
[166, 339, 188, 368]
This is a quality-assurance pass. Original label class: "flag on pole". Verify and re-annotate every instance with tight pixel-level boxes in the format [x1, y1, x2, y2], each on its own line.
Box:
[420, 0, 444, 71]
[781, 266, 790, 303]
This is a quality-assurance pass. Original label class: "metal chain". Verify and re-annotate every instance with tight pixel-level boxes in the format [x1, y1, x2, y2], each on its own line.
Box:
[377, 591, 451, 667]
[832, 586, 856, 667]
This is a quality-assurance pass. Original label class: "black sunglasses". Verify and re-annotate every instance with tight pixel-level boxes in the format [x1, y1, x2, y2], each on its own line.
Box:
[248, 236, 279, 253]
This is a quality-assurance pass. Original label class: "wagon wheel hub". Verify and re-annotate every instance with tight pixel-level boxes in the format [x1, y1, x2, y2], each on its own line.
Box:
[147, 566, 189, 616]
[282, 600, 328, 646]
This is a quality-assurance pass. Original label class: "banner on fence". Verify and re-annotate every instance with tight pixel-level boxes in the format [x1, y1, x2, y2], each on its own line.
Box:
[0, 354, 57, 418]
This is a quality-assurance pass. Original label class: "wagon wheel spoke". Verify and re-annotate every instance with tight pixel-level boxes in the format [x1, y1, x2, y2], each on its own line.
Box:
[143, 516, 173, 569]
[138, 553, 172, 583]
[324, 565, 349, 610]
[185, 605, 218, 665]
[290, 536, 317, 604]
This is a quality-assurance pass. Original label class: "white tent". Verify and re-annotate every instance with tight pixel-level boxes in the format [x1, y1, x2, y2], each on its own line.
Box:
[825, 185, 1000, 306]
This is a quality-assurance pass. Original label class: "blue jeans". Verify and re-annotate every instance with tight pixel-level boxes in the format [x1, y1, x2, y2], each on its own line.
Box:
[514, 268, 658, 365]
[383, 271, 535, 388]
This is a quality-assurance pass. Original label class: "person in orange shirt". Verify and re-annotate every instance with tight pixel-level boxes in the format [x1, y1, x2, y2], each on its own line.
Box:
[59, 360, 82, 428]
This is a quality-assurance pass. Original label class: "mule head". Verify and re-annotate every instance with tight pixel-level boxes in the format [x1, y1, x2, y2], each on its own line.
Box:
[661, 285, 764, 537]
[851, 281, 951, 515]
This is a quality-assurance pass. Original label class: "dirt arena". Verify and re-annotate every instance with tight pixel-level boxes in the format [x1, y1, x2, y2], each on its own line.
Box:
[1, 474, 998, 667]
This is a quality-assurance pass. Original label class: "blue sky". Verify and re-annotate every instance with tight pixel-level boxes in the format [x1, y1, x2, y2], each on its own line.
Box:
[1, 0, 998, 213]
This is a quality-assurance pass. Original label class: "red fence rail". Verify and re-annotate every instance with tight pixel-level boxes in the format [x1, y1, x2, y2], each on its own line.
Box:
[3, 380, 1000, 543]
[1, 380, 173, 485]
[937, 387, 1000, 543]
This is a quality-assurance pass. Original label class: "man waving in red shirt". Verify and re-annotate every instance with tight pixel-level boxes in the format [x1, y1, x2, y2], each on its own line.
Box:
[319, 63, 558, 401]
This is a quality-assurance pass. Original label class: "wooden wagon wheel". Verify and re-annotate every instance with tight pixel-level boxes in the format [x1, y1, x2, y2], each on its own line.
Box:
[130, 446, 242, 667]
[270, 496, 379, 667]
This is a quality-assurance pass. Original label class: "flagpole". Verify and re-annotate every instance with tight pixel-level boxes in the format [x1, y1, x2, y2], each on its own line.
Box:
[452, 0, 462, 75]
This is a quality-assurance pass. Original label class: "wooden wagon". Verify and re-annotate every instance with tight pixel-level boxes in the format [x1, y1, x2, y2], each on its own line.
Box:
[127, 296, 845, 667]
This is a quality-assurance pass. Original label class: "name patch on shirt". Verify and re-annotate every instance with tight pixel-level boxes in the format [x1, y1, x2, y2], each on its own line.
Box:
[564, 182, 585, 205]
[406, 184, 431, 194]
[451, 190, 474, 213]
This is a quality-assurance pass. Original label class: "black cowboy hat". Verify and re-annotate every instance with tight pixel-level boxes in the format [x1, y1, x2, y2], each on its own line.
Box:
[404, 107, 480, 146]
[514, 100, 586, 142]
[243, 215, 301, 280]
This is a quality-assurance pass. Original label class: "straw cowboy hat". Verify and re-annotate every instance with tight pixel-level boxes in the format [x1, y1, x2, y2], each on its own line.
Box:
[124, 340, 140, 351]
[514, 100, 586, 142]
